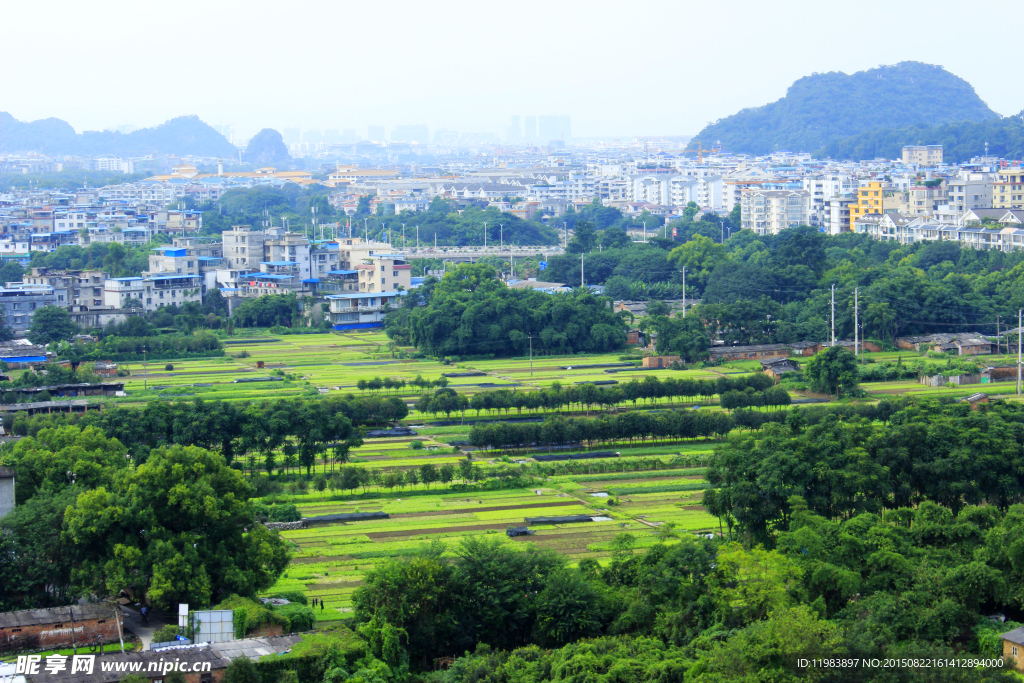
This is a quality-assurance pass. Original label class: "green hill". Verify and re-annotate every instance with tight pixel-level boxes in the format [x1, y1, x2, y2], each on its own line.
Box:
[819, 113, 1024, 163]
[692, 62, 998, 155]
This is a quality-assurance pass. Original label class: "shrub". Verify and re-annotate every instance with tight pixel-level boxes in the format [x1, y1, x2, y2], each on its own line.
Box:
[409, 440, 424, 450]
[165, 363, 174, 371]
[152, 624, 181, 643]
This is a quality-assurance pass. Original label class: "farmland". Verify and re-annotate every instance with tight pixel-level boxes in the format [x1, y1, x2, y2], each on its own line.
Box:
[54, 329, 1024, 624]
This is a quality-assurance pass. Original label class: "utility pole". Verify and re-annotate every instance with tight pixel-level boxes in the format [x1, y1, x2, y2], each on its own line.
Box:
[1018, 309, 1022, 397]
[581, 253, 584, 287]
[115, 607, 125, 654]
[143, 347, 147, 391]
[528, 334, 533, 376]
[681, 267, 686, 318]
[720, 220, 725, 243]
[830, 284, 835, 346]
[563, 222, 567, 249]
[69, 607, 77, 655]
[854, 287, 859, 358]
[643, 221, 646, 242]
[483, 222, 487, 249]
[500, 224, 503, 250]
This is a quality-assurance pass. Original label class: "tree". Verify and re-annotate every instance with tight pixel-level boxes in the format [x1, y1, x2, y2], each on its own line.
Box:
[804, 346, 859, 398]
[653, 315, 711, 363]
[566, 220, 597, 254]
[63, 444, 290, 609]
[28, 306, 79, 345]
[668, 234, 726, 292]
[0, 304, 13, 342]
[221, 656, 261, 683]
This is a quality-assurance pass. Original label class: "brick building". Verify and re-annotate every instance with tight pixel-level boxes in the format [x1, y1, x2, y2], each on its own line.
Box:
[0, 603, 120, 652]
[641, 355, 680, 368]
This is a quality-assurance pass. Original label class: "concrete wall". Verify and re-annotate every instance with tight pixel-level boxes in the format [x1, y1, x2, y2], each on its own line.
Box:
[0, 468, 14, 520]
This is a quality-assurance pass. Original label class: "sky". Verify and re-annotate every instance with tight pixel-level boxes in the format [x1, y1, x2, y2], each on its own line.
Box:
[2, 0, 1022, 141]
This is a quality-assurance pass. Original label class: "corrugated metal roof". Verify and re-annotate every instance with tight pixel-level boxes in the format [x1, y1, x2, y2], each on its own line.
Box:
[0, 602, 118, 628]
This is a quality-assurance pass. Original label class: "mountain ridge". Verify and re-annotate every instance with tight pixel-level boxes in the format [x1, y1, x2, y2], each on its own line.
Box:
[692, 62, 999, 156]
[0, 113, 237, 157]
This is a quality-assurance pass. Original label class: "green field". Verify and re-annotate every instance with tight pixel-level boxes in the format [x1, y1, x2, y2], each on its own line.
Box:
[38, 330, 1022, 623]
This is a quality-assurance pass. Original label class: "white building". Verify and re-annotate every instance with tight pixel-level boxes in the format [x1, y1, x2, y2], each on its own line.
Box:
[104, 274, 203, 312]
[740, 190, 810, 235]
[326, 291, 405, 330]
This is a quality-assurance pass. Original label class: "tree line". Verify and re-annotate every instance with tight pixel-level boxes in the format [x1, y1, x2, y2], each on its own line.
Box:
[4, 394, 410, 476]
[469, 411, 735, 453]
[414, 372, 775, 419]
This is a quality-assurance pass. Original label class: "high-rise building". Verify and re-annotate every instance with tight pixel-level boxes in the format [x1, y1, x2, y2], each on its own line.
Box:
[391, 125, 429, 143]
[282, 128, 300, 145]
[506, 115, 521, 142]
[341, 129, 358, 143]
[367, 125, 386, 141]
[524, 116, 537, 141]
[323, 129, 341, 143]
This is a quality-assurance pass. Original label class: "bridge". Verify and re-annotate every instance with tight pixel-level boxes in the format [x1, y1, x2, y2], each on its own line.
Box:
[400, 245, 565, 260]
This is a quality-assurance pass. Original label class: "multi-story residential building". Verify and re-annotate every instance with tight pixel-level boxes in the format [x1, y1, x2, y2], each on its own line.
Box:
[222, 226, 268, 270]
[0, 285, 58, 332]
[335, 238, 395, 270]
[946, 172, 993, 213]
[993, 167, 1024, 210]
[104, 274, 203, 312]
[326, 290, 405, 330]
[849, 181, 902, 223]
[825, 195, 856, 235]
[740, 189, 810, 235]
[22, 268, 108, 307]
[721, 166, 776, 211]
[902, 145, 943, 165]
[356, 254, 412, 293]
[906, 181, 947, 218]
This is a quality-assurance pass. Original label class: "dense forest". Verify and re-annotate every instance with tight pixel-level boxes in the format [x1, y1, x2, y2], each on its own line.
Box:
[691, 62, 998, 155]
[820, 113, 1024, 163]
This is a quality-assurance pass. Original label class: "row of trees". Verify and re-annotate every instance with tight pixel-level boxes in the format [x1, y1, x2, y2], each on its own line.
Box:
[5, 395, 410, 476]
[469, 410, 735, 453]
[414, 372, 775, 419]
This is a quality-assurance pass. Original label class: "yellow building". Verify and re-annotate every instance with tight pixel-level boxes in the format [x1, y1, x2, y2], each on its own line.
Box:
[902, 145, 943, 165]
[993, 167, 1024, 210]
[849, 181, 902, 222]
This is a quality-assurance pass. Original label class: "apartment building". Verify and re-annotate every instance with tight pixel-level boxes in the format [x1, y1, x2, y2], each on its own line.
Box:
[356, 254, 412, 293]
[740, 190, 810, 235]
[849, 181, 902, 223]
[326, 291, 405, 330]
[825, 195, 856, 235]
[946, 172, 993, 213]
[906, 182, 947, 218]
[993, 167, 1024, 210]
[0, 286, 58, 331]
[902, 145, 943, 165]
[223, 226, 268, 270]
[22, 268, 107, 307]
[104, 274, 203, 312]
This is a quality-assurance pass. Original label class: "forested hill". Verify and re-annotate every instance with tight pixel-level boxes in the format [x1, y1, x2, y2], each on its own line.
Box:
[820, 112, 1024, 163]
[692, 62, 998, 155]
[0, 113, 237, 156]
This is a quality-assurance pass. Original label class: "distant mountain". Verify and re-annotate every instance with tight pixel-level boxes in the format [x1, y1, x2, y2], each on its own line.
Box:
[242, 128, 290, 166]
[692, 62, 999, 156]
[820, 114, 1024, 163]
[0, 113, 237, 157]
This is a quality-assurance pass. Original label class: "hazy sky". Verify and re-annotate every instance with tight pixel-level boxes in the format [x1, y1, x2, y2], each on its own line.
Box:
[2, 0, 1021, 140]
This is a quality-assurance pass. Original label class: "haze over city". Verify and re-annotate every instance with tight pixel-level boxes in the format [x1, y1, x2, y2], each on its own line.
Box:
[2, 0, 1022, 140]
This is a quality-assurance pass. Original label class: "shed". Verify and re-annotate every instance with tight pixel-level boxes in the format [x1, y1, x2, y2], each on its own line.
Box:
[506, 526, 535, 537]
[533, 451, 618, 462]
[303, 511, 389, 525]
[525, 515, 593, 525]
[959, 393, 990, 410]
[760, 357, 798, 383]
[642, 355, 680, 369]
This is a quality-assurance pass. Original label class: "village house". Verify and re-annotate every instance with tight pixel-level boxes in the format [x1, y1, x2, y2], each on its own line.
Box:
[0, 603, 120, 652]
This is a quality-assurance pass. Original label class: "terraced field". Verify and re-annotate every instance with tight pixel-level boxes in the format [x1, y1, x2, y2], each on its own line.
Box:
[263, 471, 715, 622]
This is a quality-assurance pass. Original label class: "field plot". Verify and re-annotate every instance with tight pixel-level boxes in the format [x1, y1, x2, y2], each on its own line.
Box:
[263, 470, 713, 619]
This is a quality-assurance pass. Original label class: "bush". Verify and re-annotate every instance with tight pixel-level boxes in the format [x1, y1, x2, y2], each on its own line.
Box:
[268, 503, 301, 522]
[151, 624, 181, 643]
[409, 440, 424, 450]
[165, 364, 174, 371]
[275, 602, 317, 632]
[267, 592, 308, 606]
